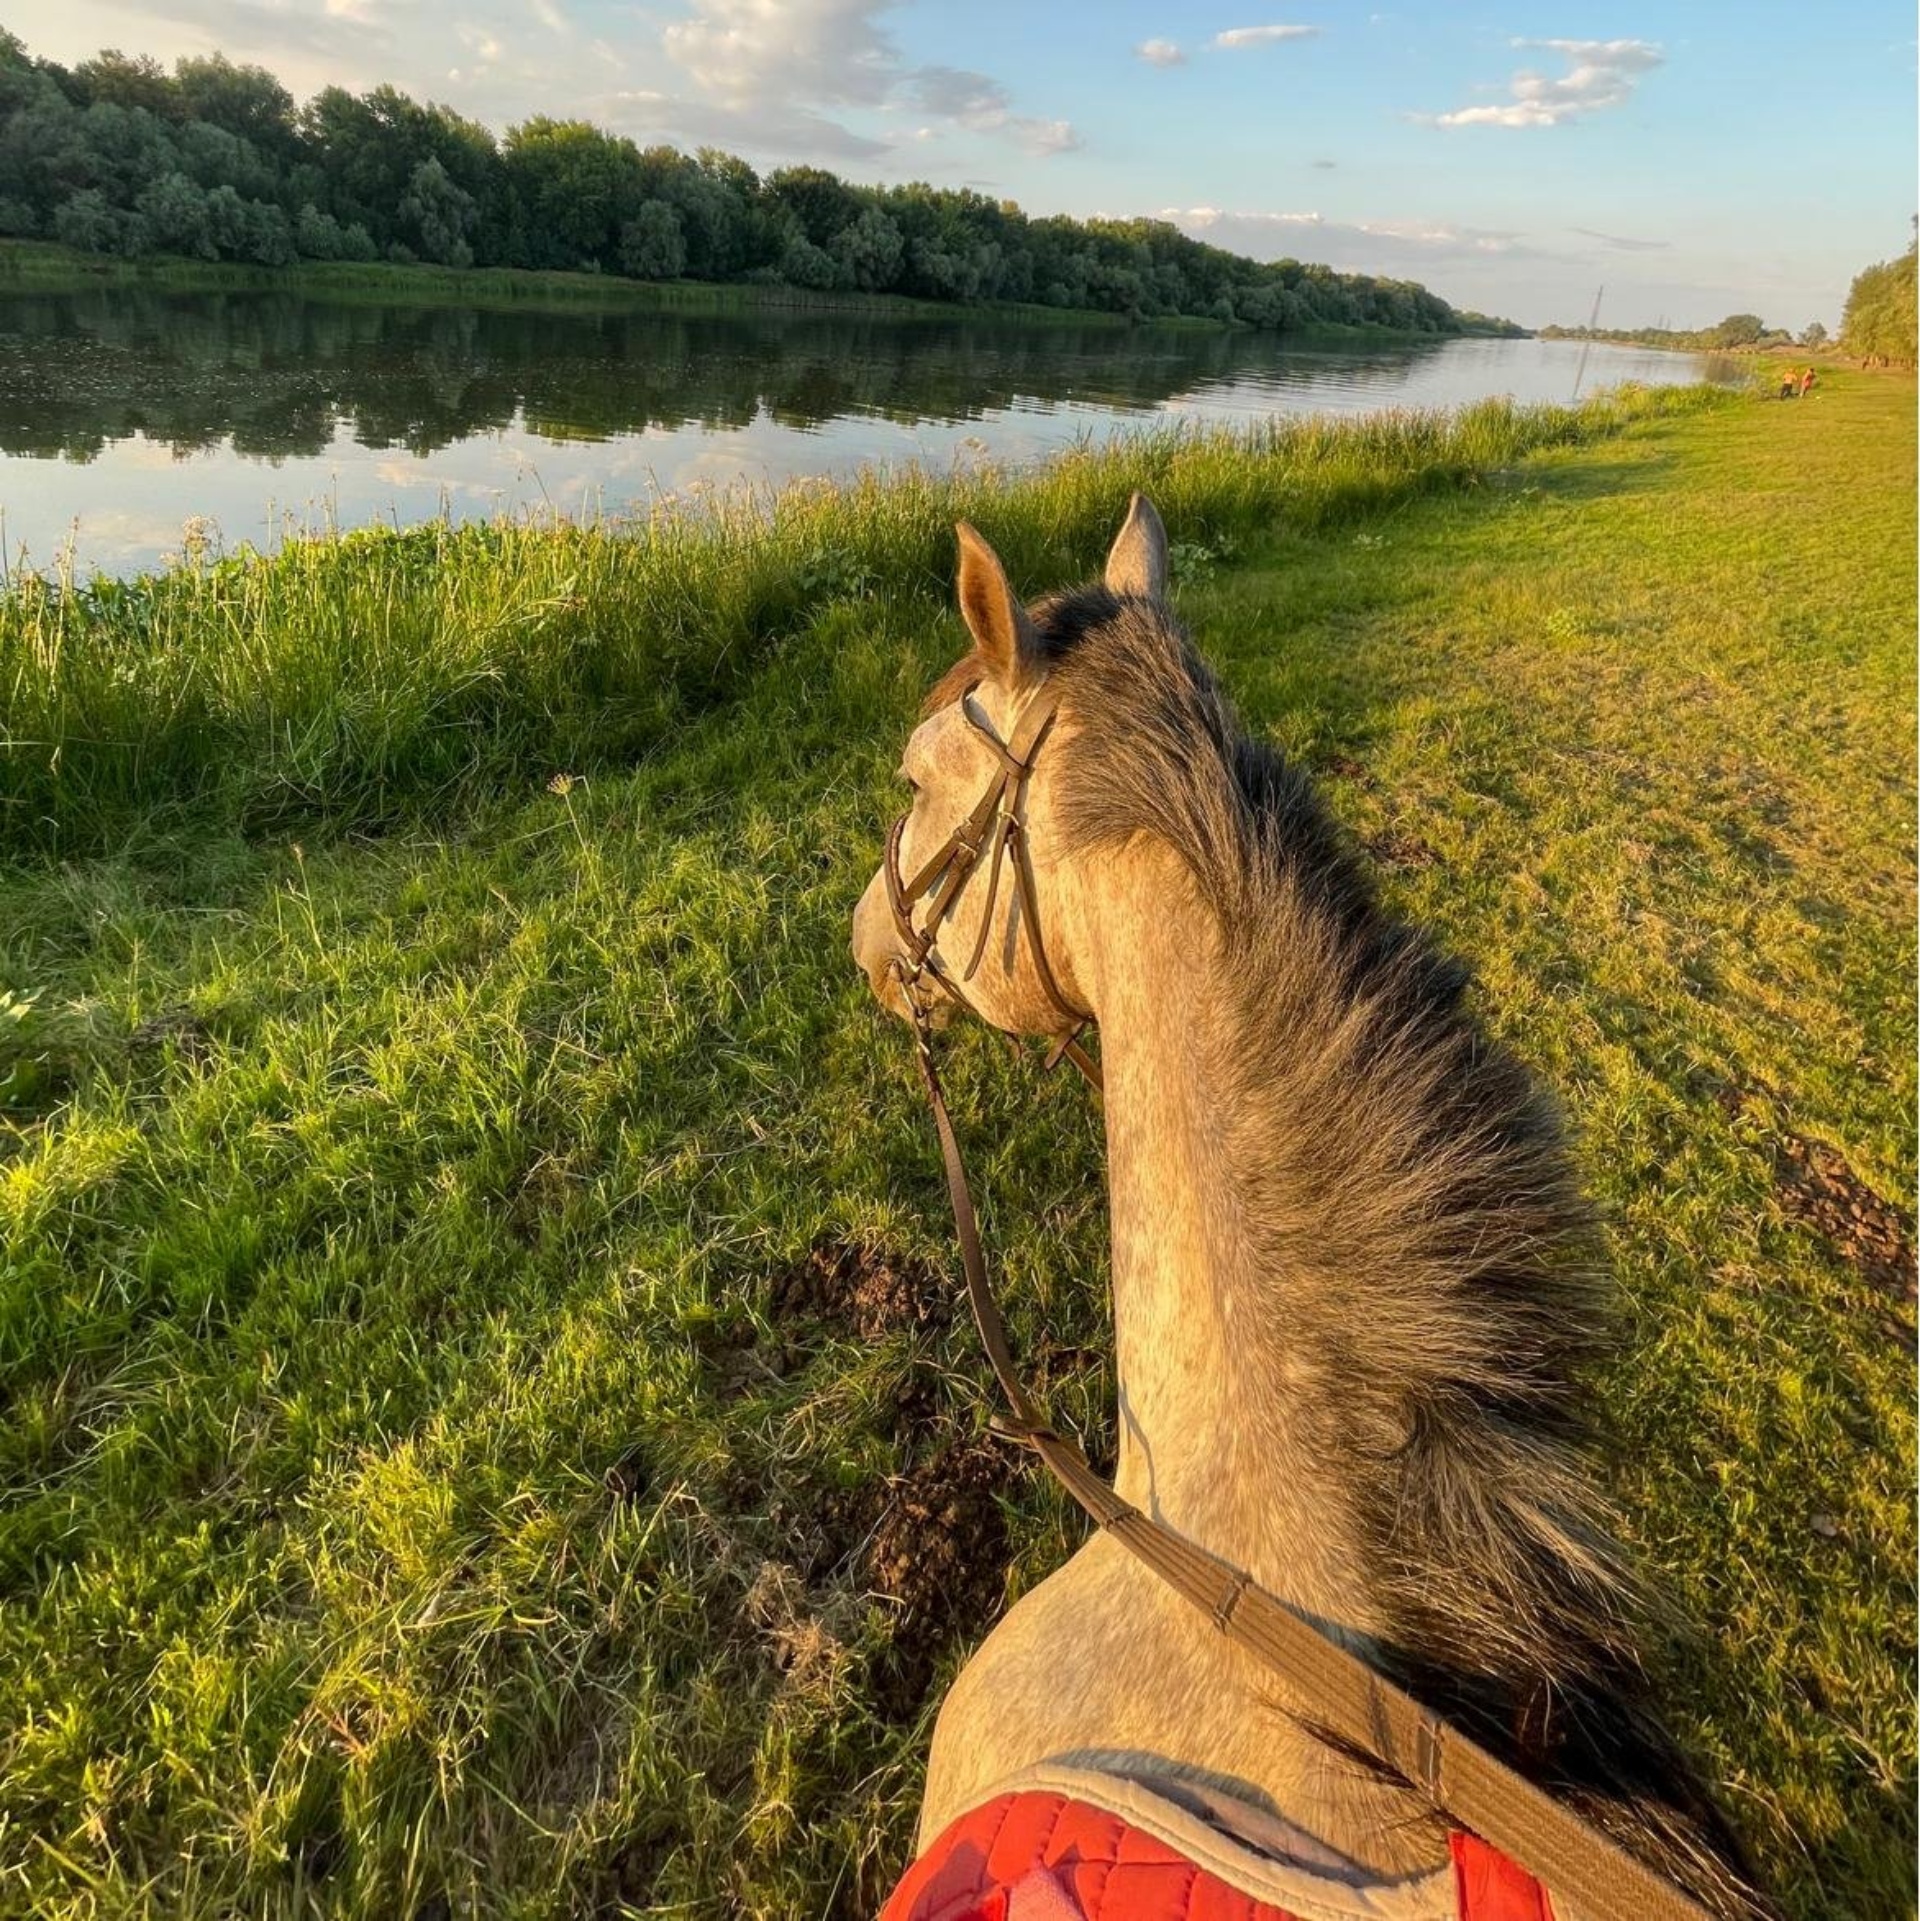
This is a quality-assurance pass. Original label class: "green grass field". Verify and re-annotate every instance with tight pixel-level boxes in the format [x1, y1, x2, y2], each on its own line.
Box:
[0, 374, 1912, 1918]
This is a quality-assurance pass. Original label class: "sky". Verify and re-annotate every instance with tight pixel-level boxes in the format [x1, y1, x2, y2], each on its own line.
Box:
[16, 0, 1916, 329]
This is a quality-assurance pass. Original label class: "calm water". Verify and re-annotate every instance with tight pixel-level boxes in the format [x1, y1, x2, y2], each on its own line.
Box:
[0, 288, 1735, 576]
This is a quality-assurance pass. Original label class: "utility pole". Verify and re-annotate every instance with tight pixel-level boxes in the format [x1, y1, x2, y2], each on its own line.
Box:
[1571, 284, 1604, 399]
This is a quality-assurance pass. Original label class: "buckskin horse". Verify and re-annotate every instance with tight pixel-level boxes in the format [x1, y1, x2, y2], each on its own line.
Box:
[849, 499, 1775, 1921]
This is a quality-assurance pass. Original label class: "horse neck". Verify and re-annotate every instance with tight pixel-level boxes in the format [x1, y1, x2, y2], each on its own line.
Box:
[1065, 837, 1386, 1647]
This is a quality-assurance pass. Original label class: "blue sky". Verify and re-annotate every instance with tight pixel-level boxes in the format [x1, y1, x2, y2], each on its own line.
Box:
[21, 0, 1916, 327]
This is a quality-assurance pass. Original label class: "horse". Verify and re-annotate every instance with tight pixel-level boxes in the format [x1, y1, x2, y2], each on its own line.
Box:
[849, 498, 1776, 1921]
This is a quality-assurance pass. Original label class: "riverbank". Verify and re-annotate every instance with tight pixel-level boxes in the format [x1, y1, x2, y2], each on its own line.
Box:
[0, 238, 1506, 344]
[1, 384, 1708, 856]
[0, 373, 1911, 1919]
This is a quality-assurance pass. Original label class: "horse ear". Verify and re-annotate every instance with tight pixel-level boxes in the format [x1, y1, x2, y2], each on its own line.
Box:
[955, 522, 1039, 689]
[1105, 491, 1169, 600]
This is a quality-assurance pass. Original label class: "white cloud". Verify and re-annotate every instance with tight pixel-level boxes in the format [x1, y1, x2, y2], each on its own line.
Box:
[602, 87, 891, 160]
[1571, 225, 1669, 252]
[1212, 24, 1320, 49]
[656, 0, 1079, 156]
[1433, 37, 1662, 129]
[29, 0, 1076, 166]
[910, 65, 1009, 123]
[71, 0, 396, 65]
[663, 0, 897, 108]
[898, 64, 1079, 152]
[1012, 117, 1081, 155]
[1168, 205, 1531, 265]
[1136, 38, 1186, 67]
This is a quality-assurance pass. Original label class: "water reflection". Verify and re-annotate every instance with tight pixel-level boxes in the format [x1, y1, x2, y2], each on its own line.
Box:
[0, 287, 1728, 574]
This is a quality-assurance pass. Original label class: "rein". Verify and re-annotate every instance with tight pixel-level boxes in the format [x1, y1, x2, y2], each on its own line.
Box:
[882, 690, 1713, 1921]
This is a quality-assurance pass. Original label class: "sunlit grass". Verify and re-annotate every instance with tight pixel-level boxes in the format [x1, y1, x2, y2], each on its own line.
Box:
[0, 373, 1910, 1918]
[3, 384, 1723, 857]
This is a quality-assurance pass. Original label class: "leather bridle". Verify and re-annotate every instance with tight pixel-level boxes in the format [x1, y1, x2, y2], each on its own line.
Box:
[875, 680, 1719, 1921]
[881, 682, 1099, 1090]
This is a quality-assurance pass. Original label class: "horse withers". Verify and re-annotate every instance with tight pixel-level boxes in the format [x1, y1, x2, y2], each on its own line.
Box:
[849, 499, 1774, 1921]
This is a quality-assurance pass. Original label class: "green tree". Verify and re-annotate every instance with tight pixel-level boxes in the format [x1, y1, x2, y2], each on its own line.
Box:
[397, 155, 478, 266]
[1707, 313, 1766, 348]
[201, 181, 252, 258]
[135, 170, 215, 257]
[52, 186, 120, 251]
[74, 50, 180, 118]
[240, 197, 294, 264]
[174, 53, 295, 158]
[4, 25, 1501, 335]
[779, 228, 843, 291]
[617, 201, 685, 279]
[830, 205, 903, 291]
[503, 119, 644, 269]
[1842, 243, 1917, 365]
[294, 201, 344, 259]
[768, 165, 859, 248]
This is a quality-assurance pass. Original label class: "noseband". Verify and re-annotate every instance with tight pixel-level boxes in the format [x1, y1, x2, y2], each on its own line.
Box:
[881, 683, 1099, 1089]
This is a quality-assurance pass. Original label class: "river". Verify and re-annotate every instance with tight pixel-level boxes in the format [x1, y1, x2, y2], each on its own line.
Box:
[0, 286, 1738, 577]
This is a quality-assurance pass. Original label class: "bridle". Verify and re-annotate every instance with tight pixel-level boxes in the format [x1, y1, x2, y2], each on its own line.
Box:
[881, 681, 1099, 1091]
[874, 680, 1718, 1921]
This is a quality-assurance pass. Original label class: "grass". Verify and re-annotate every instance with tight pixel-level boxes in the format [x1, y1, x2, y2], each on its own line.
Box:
[1, 385, 1715, 859]
[0, 373, 1912, 1918]
[0, 239, 1236, 331]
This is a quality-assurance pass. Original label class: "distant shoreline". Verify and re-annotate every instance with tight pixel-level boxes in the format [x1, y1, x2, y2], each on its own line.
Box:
[0, 240, 1526, 346]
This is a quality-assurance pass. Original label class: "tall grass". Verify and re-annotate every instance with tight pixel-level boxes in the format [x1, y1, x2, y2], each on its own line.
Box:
[1, 384, 1731, 855]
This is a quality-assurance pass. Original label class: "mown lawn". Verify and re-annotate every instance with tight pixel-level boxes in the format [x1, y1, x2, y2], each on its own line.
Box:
[0, 373, 1912, 1919]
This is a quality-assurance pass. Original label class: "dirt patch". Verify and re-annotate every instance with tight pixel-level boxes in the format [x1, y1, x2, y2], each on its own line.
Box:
[865, 1440, 1012, 1715]
[602, 1447, 651, 1506]
[129, 1005, 214, 1065]
[290, 1827, 343, 1887]
[1364, 828, 1442, 871]
[504, 1150, 590, 1246]
[694, 1315, 795, 1401]
[1315, 752, 1376, 788]
[730, 1370, 948, 1582]
[1774, 1133, 1917, 1305]
[591, 1832, 676, 1917]
[771, 1238, 952, 1341]
[1708, 1080, 1916, 1334]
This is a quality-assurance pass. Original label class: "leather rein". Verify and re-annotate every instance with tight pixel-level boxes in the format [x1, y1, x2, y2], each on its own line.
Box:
[881, 684, 1713, 1921]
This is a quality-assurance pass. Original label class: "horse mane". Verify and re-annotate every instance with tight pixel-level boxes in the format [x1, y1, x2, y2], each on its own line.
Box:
[994, 583, 1775, 1920]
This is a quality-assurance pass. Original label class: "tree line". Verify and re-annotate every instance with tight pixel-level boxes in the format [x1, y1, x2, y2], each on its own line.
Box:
[1536, 312, 1826, 352]
[1542, 236, 1919, 368]
[0, 31, 1521, 336]
[1840, 241, 1916, 366]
